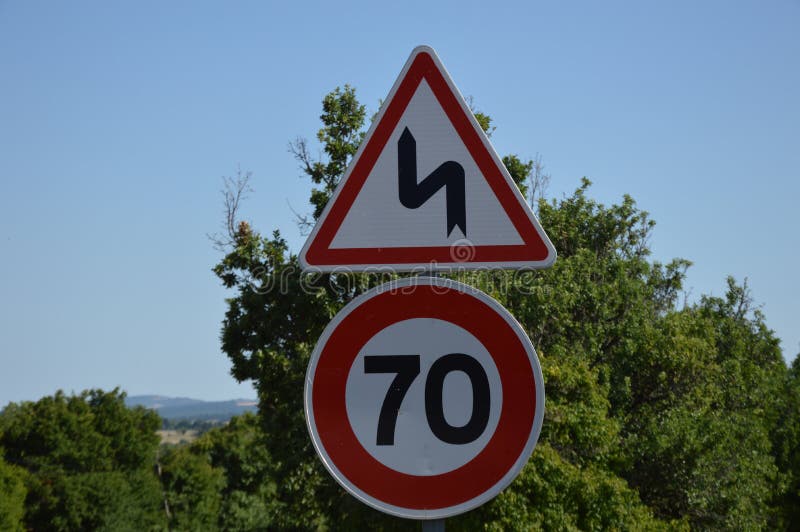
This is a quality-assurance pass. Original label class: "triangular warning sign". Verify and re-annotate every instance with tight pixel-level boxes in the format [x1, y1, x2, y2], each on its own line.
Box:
[299, 46, 556, 272]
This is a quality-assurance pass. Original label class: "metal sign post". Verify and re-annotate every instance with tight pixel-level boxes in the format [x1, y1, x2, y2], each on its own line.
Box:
[422, 518, 445, 531]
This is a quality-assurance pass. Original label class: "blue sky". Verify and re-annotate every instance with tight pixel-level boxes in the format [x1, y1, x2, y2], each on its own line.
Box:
[0, 1, 798, 406]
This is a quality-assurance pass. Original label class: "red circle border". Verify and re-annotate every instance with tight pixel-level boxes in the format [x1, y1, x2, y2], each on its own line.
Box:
[310, 283, 538, 511]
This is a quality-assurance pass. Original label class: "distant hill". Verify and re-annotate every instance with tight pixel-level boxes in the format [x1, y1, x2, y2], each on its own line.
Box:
[125, 395, 257, 421]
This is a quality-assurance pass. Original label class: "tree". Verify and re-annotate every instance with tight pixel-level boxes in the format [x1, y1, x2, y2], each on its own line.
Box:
[160, 412, 280, 530]
[613, 278, 785, 529]
[773, 355, 800, 527]
[214, 85, 796, 530]
[0, 455, 26, 532]
[290, 84, 367, 227]
[159, 446, 225, 531]
[0, 389, 166, 531]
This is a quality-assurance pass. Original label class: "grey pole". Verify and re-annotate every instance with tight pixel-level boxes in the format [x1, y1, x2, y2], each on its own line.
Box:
[422, 518, 445, 532]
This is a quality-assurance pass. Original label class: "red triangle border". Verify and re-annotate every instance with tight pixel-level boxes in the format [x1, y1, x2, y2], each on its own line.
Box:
[301, 48, 555, 270]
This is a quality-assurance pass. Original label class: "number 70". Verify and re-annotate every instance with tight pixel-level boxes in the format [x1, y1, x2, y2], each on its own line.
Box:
[363, 353, 491, 446]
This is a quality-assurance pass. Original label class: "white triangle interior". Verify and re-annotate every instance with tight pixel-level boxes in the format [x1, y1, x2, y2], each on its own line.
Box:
[329, 80, 524, 249]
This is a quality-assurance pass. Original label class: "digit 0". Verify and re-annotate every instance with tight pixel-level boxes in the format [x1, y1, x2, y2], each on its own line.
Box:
[425, 353, 490, 444]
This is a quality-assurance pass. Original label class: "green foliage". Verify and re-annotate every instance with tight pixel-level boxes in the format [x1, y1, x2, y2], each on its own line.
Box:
[30, 470, 165, 532]
[0, 389, 166, 531]
[615, 281, 785, 529]
[209, 86, 799, 530]
[161, 418, 224, 432]
[294, 84, 367, 219]
[472, 111, 495, 137]
[773, 357, 800, 526]
[501, 154, 531, 198]
[0, 455, 27, 532]
[160, 447, 224, 531]
[193, 413, 279, 529]
[160, 413, 283, 530]
[455, 444, 676, 531]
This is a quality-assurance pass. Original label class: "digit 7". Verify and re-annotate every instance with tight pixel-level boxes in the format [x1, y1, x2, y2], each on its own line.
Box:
[364, 355, 420, 446]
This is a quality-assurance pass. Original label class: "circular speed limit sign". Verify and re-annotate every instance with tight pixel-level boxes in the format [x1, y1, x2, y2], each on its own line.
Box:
[304, 276, 545, 519]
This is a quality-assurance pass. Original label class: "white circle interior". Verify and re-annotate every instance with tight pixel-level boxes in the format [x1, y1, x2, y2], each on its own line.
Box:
[345, 318, 502, 476]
